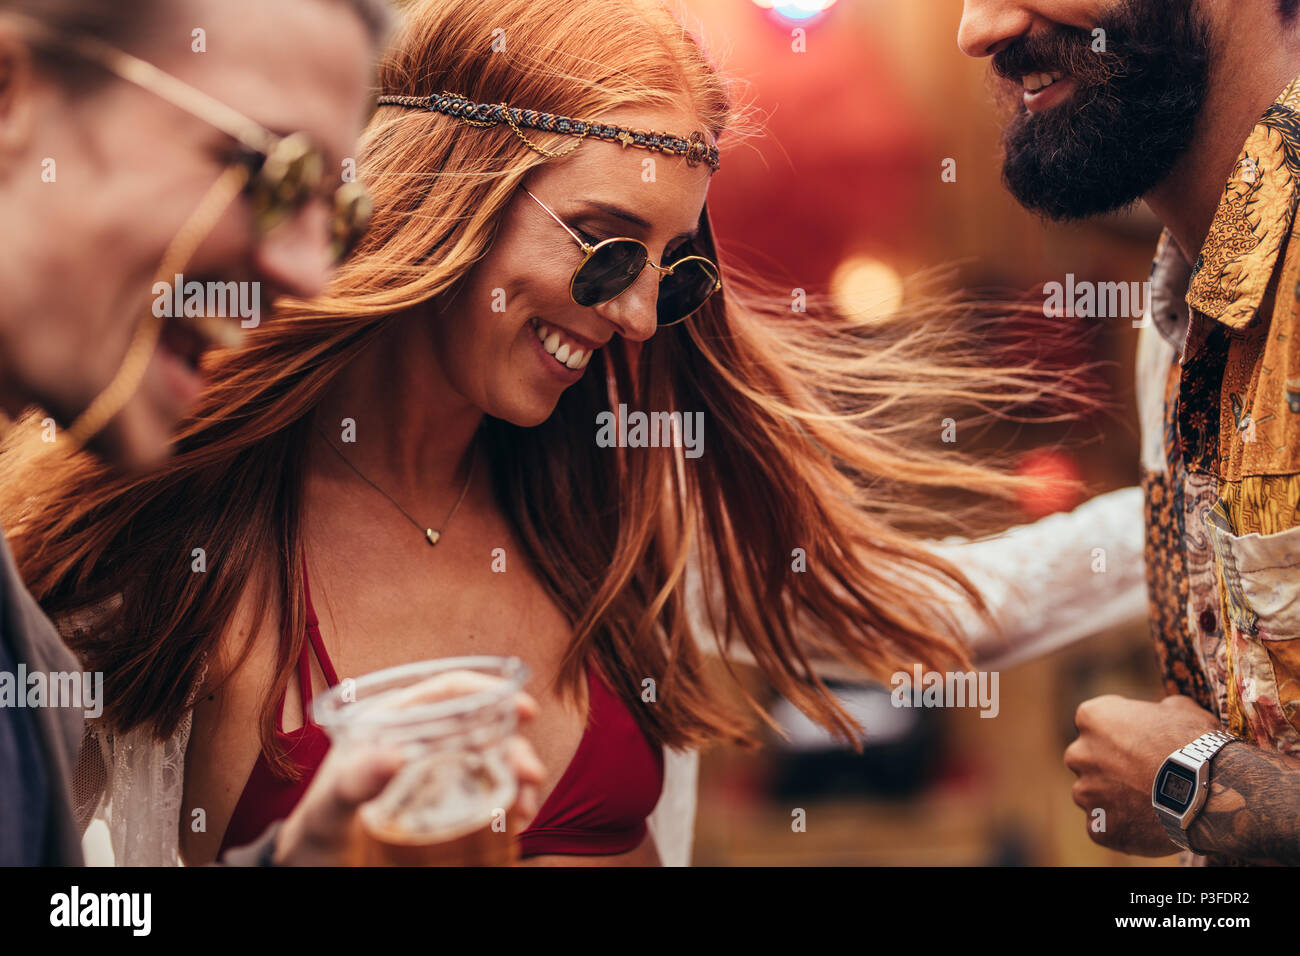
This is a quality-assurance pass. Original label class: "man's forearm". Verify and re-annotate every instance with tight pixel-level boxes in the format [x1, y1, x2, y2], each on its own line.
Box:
[1188, 742, 1300, 865]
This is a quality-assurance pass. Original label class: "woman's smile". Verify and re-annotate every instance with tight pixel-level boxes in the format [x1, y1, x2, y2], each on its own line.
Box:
[528, 316, 597, 383]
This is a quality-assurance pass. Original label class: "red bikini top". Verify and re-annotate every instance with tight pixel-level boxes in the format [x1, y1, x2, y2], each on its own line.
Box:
[218, 567, 665, 860]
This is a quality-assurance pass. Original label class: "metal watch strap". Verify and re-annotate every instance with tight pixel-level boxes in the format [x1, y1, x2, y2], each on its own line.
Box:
[1157, 730, 1237, 851]
[1181, 730, 1236, 763]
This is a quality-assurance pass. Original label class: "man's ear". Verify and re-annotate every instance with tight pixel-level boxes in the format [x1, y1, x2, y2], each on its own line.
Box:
[0, 27, 39, 159]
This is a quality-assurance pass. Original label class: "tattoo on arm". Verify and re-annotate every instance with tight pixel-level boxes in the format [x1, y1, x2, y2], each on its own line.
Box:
[1187, 742, 1300, 865]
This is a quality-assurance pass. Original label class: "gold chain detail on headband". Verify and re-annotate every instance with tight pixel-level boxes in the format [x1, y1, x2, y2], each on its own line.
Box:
[64, 163, 252, 450]
[500, 101, 585, 159]
[376, 90, 721, 171]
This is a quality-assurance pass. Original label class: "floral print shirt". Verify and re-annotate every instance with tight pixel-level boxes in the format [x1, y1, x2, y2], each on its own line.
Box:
[1140, 76, 1300, 759]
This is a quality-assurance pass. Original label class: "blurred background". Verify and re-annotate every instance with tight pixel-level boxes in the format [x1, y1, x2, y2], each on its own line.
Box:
[680, 0, 1170, 866]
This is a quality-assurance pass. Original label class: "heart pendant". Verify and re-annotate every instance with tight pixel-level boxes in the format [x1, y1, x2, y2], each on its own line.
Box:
[425, 528, 441, 546]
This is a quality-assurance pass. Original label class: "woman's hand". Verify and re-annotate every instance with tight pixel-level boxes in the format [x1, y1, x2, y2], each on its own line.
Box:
[270, 674, 544, 866]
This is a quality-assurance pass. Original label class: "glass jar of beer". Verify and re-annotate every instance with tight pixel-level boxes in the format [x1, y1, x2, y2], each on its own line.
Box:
[312, 656, 530, 866]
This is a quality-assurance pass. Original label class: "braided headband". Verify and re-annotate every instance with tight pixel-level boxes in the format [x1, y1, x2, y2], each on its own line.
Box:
[376, 91, 721, 172]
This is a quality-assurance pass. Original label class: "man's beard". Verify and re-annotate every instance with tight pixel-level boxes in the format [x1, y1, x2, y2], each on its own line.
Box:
[995, 0, 1213, 222]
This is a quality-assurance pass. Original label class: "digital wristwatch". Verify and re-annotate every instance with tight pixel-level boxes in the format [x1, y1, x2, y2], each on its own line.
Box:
[1151, 730, 1238, 851]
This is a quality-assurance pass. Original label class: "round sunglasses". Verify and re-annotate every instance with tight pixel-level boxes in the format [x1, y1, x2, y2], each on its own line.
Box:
[524, 189, 721, 326]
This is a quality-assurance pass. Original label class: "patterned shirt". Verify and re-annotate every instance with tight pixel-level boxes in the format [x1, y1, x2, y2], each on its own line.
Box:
[1140, 75, 1300, 763]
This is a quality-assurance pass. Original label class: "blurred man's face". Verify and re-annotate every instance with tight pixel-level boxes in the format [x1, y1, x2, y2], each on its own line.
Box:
[958, 0, 1213, 221]
[0, 0, 374, 468]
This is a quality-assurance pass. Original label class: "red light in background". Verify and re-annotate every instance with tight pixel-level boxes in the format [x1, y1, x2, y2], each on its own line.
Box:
[1015, 449, 1084, 520]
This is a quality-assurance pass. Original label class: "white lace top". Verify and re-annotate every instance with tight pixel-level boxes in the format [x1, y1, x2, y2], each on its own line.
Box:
[79, 486, 1147, 866]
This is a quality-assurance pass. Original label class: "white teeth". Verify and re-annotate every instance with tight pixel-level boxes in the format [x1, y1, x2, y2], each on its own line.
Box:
[531, 318, 596, 371]
[1023, 72, 1057, 92]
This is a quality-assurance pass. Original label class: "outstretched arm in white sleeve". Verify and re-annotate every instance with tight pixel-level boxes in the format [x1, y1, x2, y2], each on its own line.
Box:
[927, 486, 1148, 669]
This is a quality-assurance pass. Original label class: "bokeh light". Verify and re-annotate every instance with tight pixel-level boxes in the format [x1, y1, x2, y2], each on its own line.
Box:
[830, 256, 905, 320]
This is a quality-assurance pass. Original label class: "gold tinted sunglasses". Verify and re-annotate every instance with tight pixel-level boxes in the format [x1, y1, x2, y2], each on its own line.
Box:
[524, 189, 721, 327]
[31, 23, 372, 264]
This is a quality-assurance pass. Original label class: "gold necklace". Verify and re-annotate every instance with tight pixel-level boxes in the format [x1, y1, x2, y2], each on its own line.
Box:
[314, 424, 477, 546]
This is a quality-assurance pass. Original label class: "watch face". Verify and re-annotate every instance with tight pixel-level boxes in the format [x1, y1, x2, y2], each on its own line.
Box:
[1155, 764, 1196, 813]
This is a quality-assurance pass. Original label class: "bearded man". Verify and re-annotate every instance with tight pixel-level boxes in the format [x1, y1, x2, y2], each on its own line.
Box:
[961, 0, 1300, 865]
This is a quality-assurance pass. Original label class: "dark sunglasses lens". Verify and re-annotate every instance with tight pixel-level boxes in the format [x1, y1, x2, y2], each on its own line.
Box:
[658, 259, 719, 325]
[572, 240, 647, 306]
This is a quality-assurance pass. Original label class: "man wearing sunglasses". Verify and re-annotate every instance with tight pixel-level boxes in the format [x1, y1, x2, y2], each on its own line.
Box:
[0, 0, 395, 865]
